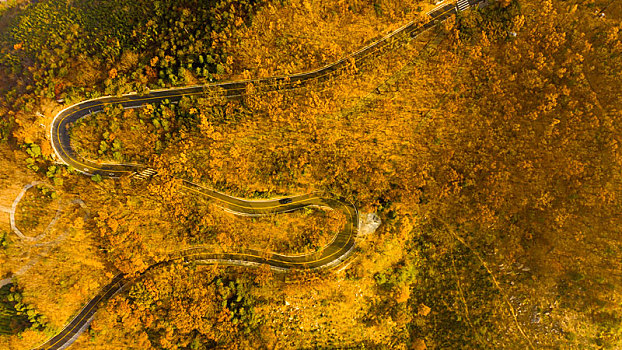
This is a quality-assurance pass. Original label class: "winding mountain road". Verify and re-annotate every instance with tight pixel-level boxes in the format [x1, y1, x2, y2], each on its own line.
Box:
[37, 2, 481, 349]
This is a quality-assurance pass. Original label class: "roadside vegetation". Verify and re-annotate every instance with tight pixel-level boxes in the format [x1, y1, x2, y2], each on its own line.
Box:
[0, 0, 621, 349]
[0, 283, 45, 336]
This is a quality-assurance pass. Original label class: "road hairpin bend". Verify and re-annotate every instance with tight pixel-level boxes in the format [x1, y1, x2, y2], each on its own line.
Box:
[36, 2, 477, 349]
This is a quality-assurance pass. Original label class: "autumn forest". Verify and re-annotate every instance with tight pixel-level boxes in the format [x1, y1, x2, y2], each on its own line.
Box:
[0, 0, 621, 349]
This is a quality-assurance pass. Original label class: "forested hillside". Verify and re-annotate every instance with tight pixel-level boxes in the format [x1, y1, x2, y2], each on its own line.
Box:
[1, 0, 621, 349]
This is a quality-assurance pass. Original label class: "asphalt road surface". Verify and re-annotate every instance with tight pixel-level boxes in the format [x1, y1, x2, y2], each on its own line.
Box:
[38, 2, 480, 349]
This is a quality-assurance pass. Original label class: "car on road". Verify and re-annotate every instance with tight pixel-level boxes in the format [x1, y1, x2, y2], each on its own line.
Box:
[279, 198, 293, 205]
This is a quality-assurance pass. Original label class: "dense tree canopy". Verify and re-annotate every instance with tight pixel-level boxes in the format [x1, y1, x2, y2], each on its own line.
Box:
[0, 0, 621, 348]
